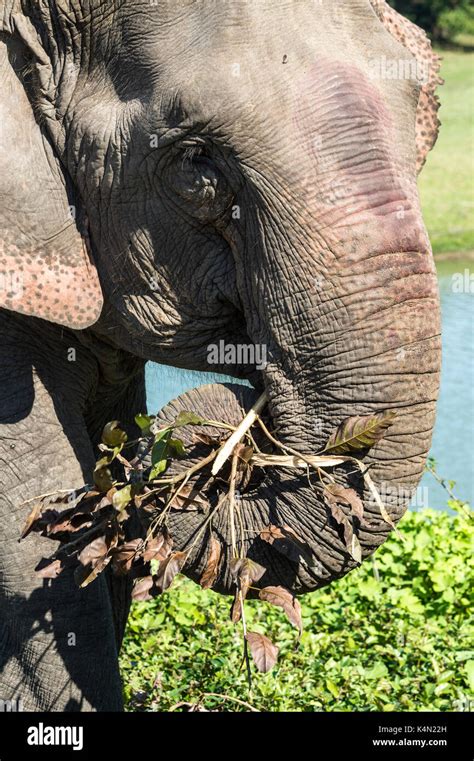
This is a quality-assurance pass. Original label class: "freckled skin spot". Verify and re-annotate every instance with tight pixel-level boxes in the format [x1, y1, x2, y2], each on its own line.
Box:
[370, 0, 442, 173]
[0, 236, 103, 330]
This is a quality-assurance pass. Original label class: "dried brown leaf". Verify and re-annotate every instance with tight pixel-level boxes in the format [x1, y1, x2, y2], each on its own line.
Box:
[229, 558, 266, 623]
[229, 557, 266, 584]
[245, 632, 279, 673]
[323, 489, 362, 564]
[170, 485, 209, 512]
[231, 592, 242, 624]
[199, 536, 221, 590]
[132, 576, 155, 601]
[20, 502, 46, 540]
[324, 484, 364, 521]
[35, 558, 63, 579]
[154, 551, 186, 593]
[259, 586, 303, 635]
[234, 443, 254, 467]
[74, 555, 111, 588]
[77, 536, 109, 567]
[193, 432, 222, 448]
[322, 411, 397, 455]
[110, 539, 142, 576]
[260, 524, 316, 567]
[47, 512, 95, 536]
[143, 529, 173, 563]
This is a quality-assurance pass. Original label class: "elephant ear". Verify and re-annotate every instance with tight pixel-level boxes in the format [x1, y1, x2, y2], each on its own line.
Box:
[0, 24, 103, 330]
[369, 0, 443, 174]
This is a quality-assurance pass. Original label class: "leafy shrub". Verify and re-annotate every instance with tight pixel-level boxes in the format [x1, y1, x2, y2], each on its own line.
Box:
[389, 1, 474, 41]
[121, 507, 473, 712]
[438, 7, 474, 40]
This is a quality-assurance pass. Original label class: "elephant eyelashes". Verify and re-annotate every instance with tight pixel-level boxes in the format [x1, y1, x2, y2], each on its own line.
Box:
[164, 146, 234, 222]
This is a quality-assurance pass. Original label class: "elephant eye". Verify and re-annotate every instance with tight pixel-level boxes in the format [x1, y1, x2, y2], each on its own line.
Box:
[164, 143, 234, 221]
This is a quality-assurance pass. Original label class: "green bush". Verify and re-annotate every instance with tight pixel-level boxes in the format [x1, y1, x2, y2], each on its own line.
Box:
[121, 506, 474, 712]
[389, 1, 474, 41]
[438, 7, 474, 40]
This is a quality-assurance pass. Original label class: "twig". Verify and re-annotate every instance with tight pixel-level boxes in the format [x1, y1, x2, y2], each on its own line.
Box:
[143, 449, 218, 498]
[362, 468, 401, 537]
[169, 693, 260, 712]
[250, 452, 350, 468]
[212, 392, 268, 475]
[228, 454, 239, 558]
[19, 487, 90, 506]
[239, 587, 252, 691]
[199, 692, 260, 712]
[426, 465, 472, 520]
[182, 492, 228, 559]
[372, 555, 380, 582]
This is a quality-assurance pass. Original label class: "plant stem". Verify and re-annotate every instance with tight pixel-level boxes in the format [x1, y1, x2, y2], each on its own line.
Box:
[212, 391, 268, 475]
[228, 454, 239, 558]
[426, 465, 472, 520]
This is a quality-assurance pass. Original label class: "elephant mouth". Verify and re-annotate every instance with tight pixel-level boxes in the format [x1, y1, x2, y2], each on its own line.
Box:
[152, 382, 391, 597]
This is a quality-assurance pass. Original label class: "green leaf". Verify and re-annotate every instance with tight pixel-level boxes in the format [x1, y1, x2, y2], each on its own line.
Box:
[94, 446, 121, 472]
[134, 413, 154, 435]
[101, 420, 128, 448]
[149, 459, 168, 480]
[168, 437, 186, 457]
[363, 662, 389, 680]
[465, 660, 474, 692]
[173, 411, 206, 428]
[149, 428, 172, 479]
[93, 467, 114, 492]
[321, 411, 397, 455]
[326, 679, 340, 698]
[113, 485, 133, 512]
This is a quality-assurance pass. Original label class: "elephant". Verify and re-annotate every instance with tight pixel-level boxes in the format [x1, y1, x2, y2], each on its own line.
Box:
[0, 0, 442, 711]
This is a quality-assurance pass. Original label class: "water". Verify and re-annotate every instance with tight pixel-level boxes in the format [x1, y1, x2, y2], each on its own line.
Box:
[146, 258, 474, 511]
[419, 259, 474, 509]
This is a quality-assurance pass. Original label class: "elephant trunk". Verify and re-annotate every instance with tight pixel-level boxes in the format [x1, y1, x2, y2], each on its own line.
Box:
[156, 131, 441, 595]
[156, 249, 440, 597]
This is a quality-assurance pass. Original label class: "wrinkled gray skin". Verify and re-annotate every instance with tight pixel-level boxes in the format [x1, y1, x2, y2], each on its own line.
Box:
[0, 1, 441, 710]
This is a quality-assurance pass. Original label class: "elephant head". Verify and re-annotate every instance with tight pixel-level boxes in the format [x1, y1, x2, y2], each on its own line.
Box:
[1, 1, 442, 594]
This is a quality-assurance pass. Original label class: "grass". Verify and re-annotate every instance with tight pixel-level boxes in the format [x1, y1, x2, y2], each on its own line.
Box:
[420, 50, 474, 254]
[120, 506, 473, 712]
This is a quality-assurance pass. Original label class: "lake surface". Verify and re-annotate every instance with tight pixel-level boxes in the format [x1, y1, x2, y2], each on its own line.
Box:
[147, 258, 473, 511]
